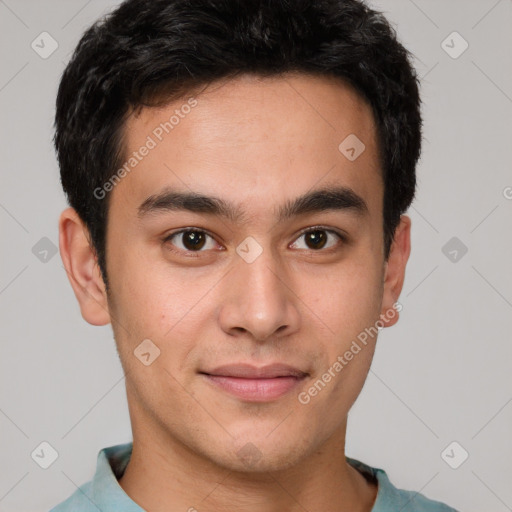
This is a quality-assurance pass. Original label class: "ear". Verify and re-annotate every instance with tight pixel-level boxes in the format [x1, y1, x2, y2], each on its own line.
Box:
[379, 215, 411, 328]
[58, 207, 111, 326]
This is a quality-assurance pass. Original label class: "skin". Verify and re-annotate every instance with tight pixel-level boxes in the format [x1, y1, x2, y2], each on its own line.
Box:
[59, 72, 411, 512]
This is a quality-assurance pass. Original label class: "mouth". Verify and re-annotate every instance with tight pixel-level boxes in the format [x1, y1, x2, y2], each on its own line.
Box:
[199, 363, 308, 402]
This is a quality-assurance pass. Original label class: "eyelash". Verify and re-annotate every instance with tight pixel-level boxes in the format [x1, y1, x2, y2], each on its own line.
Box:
[162, 226, 347, 257]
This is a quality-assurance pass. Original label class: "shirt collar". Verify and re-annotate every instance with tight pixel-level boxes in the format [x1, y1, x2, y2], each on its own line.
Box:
[90, 442, 143, 511]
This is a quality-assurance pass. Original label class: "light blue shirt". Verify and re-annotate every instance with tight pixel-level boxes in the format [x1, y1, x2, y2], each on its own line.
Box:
[49, 442, 459, 511]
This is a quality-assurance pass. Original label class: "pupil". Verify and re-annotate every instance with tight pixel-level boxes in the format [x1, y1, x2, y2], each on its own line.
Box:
[184, 231, 205, 250]
[307, 230, 326, 249]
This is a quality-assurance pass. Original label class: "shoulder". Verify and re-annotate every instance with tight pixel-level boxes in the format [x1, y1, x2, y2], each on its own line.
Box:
[48, 480, 96, 512]
[346, 456, 460, 512]
[379, 483, 460, 512]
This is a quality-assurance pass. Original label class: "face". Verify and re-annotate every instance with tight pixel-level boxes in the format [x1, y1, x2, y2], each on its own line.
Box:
[60, 72, 410, 473]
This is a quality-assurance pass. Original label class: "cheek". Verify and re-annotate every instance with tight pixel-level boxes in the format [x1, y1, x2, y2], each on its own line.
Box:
[306, 259, 383, 337]
[299, 257, 382, 404]
[107, 249, 216, 366]
[108, 245, 176, 327]
[110, 273, 167, 335]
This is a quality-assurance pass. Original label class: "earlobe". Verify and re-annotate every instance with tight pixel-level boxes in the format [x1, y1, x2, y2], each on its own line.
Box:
[58, 207, 111, 326]
[379, 215, 411, 328]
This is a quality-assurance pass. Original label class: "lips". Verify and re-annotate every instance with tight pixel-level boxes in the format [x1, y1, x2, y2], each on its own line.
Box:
[200, 363, 308, 402]
[201, 363, 308, 379]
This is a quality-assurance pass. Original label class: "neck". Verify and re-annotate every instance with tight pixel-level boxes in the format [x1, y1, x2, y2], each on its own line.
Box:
[118, 413, 377, 512]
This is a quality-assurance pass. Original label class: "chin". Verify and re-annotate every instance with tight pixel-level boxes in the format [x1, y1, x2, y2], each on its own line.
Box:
[201, 429, 316, 474]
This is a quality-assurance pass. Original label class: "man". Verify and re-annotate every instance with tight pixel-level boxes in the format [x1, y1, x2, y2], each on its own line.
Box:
[51, 0, 459, 510]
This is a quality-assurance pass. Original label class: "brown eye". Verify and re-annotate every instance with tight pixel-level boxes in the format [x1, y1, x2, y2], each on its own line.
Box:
[181, 231, 206, 250]
[164, 229, 217, 253]
[304, 230, 328, 250]
[290, 228, 343, 251]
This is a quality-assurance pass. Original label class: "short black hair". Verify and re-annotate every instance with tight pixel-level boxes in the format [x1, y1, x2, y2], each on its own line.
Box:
[55, 0, 422, 291]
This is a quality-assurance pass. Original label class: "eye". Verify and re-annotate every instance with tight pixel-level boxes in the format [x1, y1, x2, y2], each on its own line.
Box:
[163, 229, 219, 254]
[290, 227, 345, 251]
[163, 226, 346, 256]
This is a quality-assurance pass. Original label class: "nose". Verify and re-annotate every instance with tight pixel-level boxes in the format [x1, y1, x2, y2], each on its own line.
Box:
[217, 244, 301, 342]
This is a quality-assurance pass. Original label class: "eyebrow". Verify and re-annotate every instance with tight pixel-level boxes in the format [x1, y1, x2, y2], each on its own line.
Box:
[137, 184, 369, 223]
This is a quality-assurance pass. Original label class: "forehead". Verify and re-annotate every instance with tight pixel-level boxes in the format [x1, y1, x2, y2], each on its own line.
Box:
[112, 72, 382, 223]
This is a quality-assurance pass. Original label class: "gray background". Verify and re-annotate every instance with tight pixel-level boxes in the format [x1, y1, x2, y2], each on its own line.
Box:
[1, 1, 511, 511]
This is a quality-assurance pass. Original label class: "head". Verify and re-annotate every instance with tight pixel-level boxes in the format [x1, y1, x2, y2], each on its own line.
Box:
[57, 0, 421, 473]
